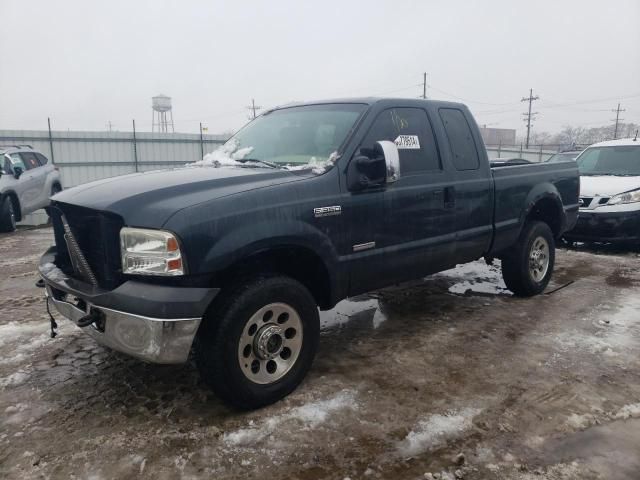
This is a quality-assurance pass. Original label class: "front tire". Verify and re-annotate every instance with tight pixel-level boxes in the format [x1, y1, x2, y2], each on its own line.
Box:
[195, 275, 320, 410]
[0, 196, 17, 233]
[501, 221, 555, 297]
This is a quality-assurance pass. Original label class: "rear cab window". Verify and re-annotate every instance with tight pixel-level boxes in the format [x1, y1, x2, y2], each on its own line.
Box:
[360, 107, 441, 174]
[439, 108, 480, 171]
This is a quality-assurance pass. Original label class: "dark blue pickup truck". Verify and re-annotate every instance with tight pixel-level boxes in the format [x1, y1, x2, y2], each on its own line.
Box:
[39, 98, 579, 408]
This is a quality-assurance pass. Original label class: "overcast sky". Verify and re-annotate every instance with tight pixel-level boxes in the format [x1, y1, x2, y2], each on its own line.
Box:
[1, 0, 639, 137]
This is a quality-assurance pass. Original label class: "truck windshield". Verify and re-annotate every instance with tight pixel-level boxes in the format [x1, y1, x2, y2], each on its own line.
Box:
[196, 103, 366, 174]
[577, 146, 640, 176]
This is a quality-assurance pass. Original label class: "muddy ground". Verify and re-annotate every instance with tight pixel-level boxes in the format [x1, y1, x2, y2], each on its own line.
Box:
[1, 228, 639, 480]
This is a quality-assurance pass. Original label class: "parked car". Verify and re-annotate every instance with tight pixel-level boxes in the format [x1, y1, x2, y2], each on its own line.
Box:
[0, 145, 62, 232]
[546, 150, 582, 163]
[38, 98, 579, 409]
[564, 137, 640, 243]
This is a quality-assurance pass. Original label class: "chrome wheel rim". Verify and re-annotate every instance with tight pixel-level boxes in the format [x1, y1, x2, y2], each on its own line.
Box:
[529, 236, 549, 282]
[237, 302, 303, 384]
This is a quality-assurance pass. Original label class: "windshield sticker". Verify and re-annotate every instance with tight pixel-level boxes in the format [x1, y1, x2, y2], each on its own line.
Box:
[394, 135, 420, 150]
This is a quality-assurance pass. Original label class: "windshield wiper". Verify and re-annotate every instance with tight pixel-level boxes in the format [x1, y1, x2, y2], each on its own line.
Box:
[235, 158, 280, 169]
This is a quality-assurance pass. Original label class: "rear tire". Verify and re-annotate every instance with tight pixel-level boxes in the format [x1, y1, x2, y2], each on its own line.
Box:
[501, 221, 555, 297]
[0, 196, 17, 233]
[194, 275, 320, 410]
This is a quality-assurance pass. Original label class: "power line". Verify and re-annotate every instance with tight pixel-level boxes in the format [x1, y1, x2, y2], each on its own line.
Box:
[541, 92, 640, 108]
[428, 85, 520, 107]
[521, 88, 540, 148]
[611, 103, 625, 139]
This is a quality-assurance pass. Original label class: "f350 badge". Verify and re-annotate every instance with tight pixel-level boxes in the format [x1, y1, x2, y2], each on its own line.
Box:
[314, 206, 342, 218]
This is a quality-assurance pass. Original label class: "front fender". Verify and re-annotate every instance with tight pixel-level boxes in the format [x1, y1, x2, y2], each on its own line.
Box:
[199, 219, 339, 275]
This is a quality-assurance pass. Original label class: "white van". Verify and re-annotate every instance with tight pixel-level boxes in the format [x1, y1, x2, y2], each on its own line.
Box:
[564, 136, 640, 243]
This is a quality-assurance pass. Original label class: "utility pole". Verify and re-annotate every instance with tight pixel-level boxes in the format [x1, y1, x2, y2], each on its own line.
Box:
[521, 88, 539, 149]
[611, 103, 625, 139]
[246, 98, 262, 120]
[106, 120, 113, 132]
[199, 122, 204, 160]
[422, 72, 428, 99]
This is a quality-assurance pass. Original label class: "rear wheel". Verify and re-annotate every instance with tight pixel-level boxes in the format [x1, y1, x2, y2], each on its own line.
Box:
[194, 275, 320, 410]
[501, 221, 555, 297]
[0, 196, 17, 233]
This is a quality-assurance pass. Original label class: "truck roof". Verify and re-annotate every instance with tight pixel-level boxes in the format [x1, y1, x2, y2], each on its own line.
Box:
[588, 137, 640, 148]
[268, 97, 466, 111]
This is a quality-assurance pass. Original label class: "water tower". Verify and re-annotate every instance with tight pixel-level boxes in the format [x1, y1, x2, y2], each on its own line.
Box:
[152, 94, 175, 133]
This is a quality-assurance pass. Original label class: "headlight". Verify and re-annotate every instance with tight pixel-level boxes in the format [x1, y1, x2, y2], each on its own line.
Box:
[120, 227, 185, 276]
[607, 189, 640, 205]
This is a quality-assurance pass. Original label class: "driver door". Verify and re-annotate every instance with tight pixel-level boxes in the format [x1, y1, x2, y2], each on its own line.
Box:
[345, 107, 457, 295]
[7, 153, 37, 212]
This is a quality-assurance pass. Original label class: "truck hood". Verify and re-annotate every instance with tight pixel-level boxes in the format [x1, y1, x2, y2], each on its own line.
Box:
[52, 166, 310, 227]
[580, 175, 640, 197]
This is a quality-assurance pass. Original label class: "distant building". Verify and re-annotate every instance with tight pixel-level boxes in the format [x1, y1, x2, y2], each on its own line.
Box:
[479, 126, 516, 146]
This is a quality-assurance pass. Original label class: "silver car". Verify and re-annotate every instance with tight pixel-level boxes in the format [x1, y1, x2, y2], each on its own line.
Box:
[0, 145, 62, 232]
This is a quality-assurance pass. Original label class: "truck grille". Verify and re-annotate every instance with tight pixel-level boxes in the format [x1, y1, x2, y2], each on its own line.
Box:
[50, 203, 124, 289]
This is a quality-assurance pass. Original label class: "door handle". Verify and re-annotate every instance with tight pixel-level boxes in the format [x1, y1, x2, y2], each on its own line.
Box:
[444, 186, 456, 208]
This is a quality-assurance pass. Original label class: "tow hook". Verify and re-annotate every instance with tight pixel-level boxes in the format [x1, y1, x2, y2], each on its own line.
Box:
[77, 308, 106, 328]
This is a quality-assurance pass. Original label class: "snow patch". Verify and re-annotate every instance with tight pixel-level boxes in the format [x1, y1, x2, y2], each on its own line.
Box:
[223, 390, 358, 447]
[320, 298, 383, 329]
[191, 139, 254, 167]
[433, 261, 508, 296]
[614, 403, 640, 420]
[0, 371, 29, 389]
[284, 151, 340, 175]
[0, 321, 52, 365]
[566, 413, 596, 430]
[554, 293, 640, 357]
[398, 407, 481, 457]
[191, 140, 339, 174]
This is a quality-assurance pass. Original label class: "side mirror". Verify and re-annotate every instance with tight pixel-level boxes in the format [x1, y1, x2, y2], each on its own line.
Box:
[13, 166, 23, 179]
[376, 140, 400, 184]
[346, 140, 401, 191]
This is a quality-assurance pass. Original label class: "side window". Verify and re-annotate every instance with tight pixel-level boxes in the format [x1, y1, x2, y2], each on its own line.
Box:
[35, 153, 49, 165]
[8, 153, 26, 172]
[439, 108, 480, 171]
[3, 155, 12, 173]
[19, 152, 40, 170]
[360, 107, 441, 174]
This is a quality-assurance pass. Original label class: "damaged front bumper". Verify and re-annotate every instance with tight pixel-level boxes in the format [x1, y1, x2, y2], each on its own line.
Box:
[38, 247, 219, 364]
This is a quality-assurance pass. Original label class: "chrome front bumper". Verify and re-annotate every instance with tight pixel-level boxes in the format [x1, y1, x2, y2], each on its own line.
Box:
[45, 285, 201, 364]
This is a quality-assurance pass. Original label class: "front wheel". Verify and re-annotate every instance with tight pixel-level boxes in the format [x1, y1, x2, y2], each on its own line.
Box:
[501, 221, 555, 297]
[194, 275, 319, 410]
[0, 196, 17, 233]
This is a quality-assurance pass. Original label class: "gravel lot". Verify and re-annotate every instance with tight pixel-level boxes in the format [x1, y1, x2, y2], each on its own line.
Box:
[1, 228, 639, 480]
